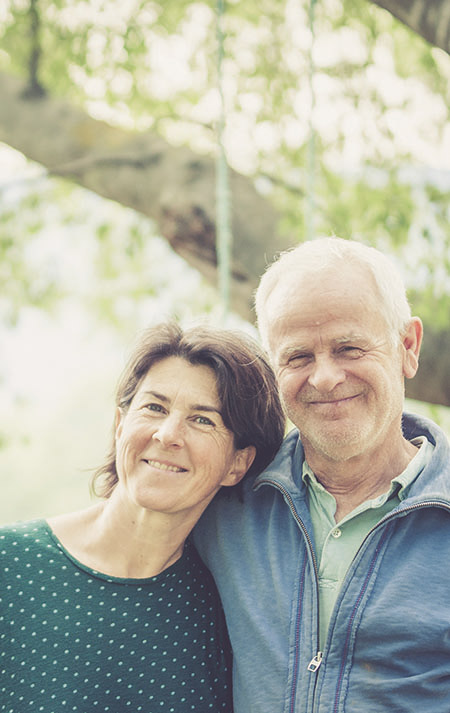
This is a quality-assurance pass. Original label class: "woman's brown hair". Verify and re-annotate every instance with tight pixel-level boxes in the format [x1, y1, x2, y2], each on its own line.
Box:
[92, 322, 285, 498]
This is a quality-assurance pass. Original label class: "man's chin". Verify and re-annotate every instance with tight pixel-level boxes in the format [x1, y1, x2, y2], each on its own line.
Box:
[301, 426, 366, 463]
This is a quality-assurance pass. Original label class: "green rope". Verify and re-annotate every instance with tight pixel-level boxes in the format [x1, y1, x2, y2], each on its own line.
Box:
[306, 0, 317, 242]
[216, 0, 232, 321]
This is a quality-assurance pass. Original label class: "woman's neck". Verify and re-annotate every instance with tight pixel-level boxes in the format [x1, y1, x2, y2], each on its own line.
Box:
[47, 497, 192, 579]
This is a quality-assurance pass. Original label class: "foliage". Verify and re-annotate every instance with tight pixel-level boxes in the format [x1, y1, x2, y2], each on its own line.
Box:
[0, 164, 221, 331]
[0, 178, 64, 324]
[0, 0, 449, 519]
[0, 0, 449, 327]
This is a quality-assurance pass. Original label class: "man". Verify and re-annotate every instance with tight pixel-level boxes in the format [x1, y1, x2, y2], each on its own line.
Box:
[194, 237, 450, 713]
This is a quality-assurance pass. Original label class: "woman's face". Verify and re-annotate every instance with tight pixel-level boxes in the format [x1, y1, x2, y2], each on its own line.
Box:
[114, 356, 254, 521]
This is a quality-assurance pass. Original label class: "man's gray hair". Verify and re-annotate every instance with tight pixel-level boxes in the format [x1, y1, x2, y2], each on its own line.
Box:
[255, 237, 412, 350]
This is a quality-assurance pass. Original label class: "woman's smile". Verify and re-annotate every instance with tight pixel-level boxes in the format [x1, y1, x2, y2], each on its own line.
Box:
[144, 458, 188, 473]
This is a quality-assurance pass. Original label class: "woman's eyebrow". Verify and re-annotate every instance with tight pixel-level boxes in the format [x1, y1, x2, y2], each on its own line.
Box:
[140, 391, 222, 414]
[190, 404, 222, 414]
[140, 390, 169, 402]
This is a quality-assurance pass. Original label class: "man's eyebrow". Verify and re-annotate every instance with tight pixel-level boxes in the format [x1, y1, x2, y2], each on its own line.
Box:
[278, 335, 368, 360]
[334, 334, 366, 344]
[279, 345, 310, 359]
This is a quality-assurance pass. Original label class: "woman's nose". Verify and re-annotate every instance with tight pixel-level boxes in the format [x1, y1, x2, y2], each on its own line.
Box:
[152, 414, 185, 447]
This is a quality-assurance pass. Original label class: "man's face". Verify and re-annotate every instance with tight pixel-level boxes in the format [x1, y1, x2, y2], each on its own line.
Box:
[266, 265, 416, 465]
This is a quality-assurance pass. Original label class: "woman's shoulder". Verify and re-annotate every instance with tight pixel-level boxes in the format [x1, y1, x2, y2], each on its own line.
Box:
[0, 517, 48, 541]
[0, 518, 51, 565]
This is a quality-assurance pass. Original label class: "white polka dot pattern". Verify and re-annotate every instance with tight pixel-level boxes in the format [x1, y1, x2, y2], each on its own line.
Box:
[0, 520, 233, 712]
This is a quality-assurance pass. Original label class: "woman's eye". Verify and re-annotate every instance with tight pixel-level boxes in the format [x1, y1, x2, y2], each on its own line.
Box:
[146, 403, 165, 414]
[194, 415, 215, 426]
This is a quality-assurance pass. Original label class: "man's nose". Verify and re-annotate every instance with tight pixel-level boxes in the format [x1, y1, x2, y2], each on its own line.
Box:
[152, 414, 185, 447]
[308, 355, 345, 393]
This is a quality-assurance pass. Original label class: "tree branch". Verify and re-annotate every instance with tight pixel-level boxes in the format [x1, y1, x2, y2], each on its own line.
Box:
[22, 0, 47, 99]
[0, 70, 449, 406]
[369, 0, 450, 54]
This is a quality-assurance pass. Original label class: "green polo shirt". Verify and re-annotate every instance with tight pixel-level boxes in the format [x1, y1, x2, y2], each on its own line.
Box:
[303, 436, 434, 648]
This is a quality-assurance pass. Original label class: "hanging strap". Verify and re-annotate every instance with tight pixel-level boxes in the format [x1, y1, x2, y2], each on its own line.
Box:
[306, 0, 317, 241]
[216, 0, 232, 321]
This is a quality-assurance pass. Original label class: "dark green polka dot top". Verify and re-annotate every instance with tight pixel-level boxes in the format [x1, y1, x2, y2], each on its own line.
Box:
[0, 519, 233, 712]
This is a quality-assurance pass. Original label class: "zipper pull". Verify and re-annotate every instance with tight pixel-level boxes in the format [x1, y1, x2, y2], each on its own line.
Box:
[307, 651, 323, 672]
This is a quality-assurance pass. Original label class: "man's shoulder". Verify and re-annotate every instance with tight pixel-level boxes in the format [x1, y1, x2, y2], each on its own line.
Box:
[194, 430, 307, 565]
[207, 428, 304, 514]
[252, 428, 303, 488]
[402, 411, 450, 502]
[402, 411, 444, 442]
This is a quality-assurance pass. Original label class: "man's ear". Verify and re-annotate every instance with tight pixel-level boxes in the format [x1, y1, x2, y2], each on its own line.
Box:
[401, 317, 423, 379]
[223, 446, 256, 487]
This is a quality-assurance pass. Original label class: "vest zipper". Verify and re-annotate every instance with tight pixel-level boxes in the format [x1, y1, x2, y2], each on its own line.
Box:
[256, 479, 322, 673]
[307, 651, 323, 672]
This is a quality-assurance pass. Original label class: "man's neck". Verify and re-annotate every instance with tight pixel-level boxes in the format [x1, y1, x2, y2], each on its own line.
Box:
[304, 437, 419, 522]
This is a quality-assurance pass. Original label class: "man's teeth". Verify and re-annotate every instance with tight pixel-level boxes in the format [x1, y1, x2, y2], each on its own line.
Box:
[146, 459, 185, 473]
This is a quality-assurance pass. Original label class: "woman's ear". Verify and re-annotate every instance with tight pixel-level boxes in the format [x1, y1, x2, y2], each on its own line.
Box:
[401, 317, 423, 379]
[115, 407, 124, 440]
[224, 446, 256, 487]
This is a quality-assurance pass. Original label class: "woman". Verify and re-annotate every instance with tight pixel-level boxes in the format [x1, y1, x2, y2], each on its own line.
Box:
[0, 322, 285, 713]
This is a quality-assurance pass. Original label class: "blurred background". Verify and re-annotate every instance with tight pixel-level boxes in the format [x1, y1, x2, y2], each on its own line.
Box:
[0, 0, 449, 524]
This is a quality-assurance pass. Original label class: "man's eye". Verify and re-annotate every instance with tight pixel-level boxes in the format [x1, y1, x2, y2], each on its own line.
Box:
[288, 354, 309, 365]
[339, 346, 363, 357]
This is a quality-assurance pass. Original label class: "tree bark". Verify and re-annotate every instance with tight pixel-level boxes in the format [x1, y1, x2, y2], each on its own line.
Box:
[0, 72, 292, 322]
[0, 71, 448, 407]
[369, 0, 450, 55]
